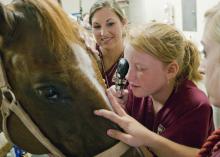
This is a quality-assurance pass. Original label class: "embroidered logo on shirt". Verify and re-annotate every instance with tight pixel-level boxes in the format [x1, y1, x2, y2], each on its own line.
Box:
[157, 124, 165, 134]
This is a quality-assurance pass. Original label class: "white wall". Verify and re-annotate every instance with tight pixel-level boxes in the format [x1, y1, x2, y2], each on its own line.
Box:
[62, 0, 96, 14]
[81, 0, 96, 14]
[61, 0, 79, 14]
[128, 0, 219, 45]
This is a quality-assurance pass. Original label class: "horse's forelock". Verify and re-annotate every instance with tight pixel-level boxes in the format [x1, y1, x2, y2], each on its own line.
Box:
[17, 0, 84, 53]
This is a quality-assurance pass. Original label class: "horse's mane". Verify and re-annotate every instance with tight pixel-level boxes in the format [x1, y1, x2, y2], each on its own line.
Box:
[10, 0, 84, 53]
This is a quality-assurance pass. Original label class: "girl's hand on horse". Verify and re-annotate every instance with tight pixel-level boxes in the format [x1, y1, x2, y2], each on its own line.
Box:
[94, 91, 153, 147]
[107, 85, 128, 109]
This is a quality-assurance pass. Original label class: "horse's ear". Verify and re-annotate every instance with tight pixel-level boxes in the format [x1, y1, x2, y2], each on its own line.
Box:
[0, 2, 16, 46]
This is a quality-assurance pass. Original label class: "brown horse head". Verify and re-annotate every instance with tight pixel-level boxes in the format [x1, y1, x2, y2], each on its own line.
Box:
[0, 0, 122, 156]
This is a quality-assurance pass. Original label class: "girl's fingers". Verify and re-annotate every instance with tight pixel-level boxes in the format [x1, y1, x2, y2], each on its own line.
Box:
[107, 92, 127, 116]
[94, 109, 124, 126]
[107, 129, 132, 145]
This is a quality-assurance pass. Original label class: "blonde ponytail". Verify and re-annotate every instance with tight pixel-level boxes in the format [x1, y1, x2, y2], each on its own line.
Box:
[180, 40, 202, 82]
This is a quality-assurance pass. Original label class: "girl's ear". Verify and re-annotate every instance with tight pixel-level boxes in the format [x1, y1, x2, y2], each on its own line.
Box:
[166, 60, 179, 80]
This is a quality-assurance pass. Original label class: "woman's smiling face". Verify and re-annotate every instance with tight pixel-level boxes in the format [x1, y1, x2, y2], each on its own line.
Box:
[91, 7, 125, 50]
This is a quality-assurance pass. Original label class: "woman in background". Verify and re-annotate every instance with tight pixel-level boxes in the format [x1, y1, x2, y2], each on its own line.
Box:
[89, 0, 127, 87]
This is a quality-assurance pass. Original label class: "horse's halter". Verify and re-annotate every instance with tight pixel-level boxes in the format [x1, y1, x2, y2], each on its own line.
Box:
[0, 56, 66, 157]
[0, 56, 130, 156]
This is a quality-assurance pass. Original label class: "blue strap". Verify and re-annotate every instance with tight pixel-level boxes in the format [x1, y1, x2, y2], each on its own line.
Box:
[13, 145, 26, 157]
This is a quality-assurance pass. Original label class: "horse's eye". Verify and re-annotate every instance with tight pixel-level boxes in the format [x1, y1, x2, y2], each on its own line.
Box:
[37, 87, 59, 100]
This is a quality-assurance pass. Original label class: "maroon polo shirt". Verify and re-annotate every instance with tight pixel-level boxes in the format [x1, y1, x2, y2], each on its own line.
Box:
[104, 62, 118, 87]
[126, 79, 214, 152]
[96, 44, 123, 88]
